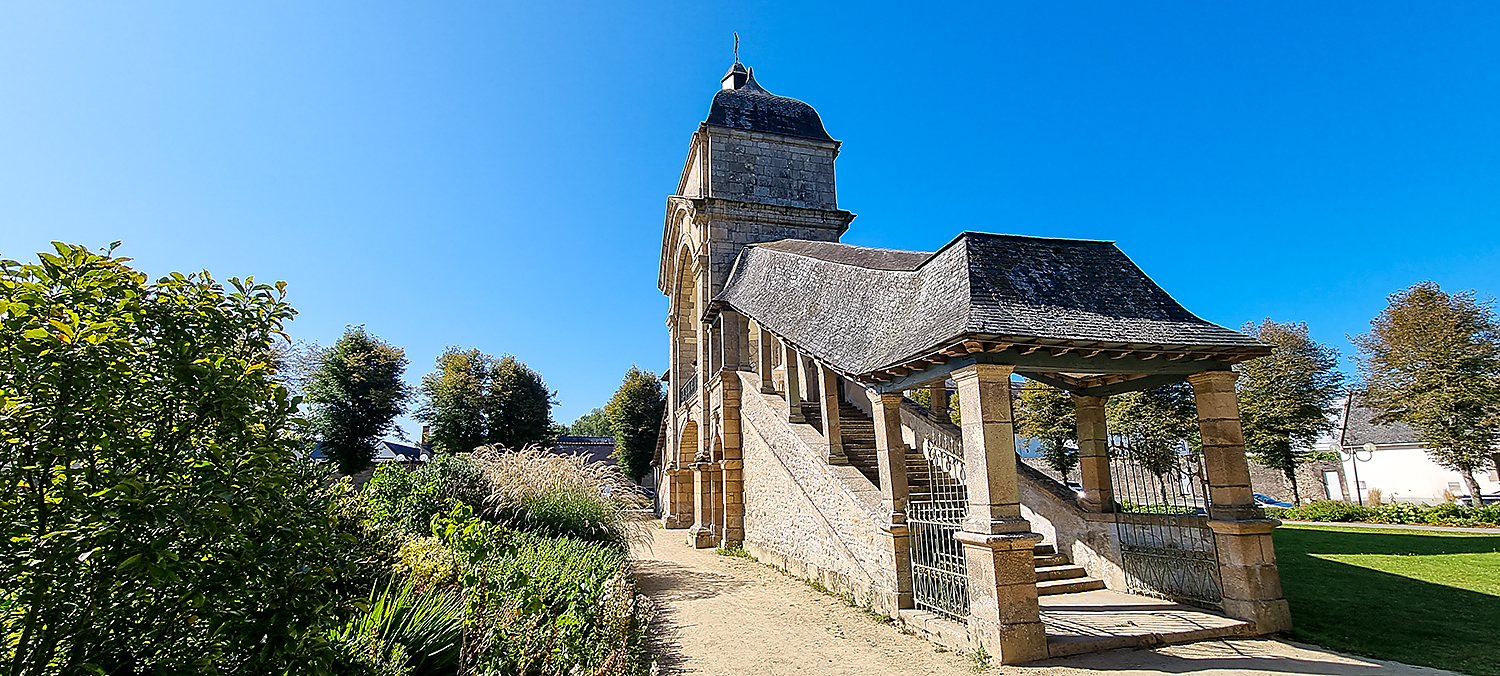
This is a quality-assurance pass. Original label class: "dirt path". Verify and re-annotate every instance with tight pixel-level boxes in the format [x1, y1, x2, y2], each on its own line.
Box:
[631, 527, 1456, 676]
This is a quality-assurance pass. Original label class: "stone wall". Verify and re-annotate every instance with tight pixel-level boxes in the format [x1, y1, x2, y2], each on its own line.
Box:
[1248, 457, 1345, 504]
[707, 128, 838, 210]
[735, 372, 898, 611]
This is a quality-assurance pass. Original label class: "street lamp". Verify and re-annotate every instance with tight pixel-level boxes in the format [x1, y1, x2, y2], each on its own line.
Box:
[1331, 441, 1376, 506]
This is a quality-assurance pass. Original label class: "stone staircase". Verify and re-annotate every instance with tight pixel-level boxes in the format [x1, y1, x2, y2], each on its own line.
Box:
[798, 395, 1106, 596]
[799, 401, 882, 486]
[1032, 542, 1106, 595]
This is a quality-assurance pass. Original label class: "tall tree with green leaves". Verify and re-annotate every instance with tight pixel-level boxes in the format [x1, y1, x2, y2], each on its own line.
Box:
[0, 243, 355, 673]
[1235, 320, 1344, 503]
[1354, 282, 1500, 503]
[302, 326, 412, 474]
[1107, 381, 1199, 478]
[605, 366, 666, 482]
[416, 348, 556, 452]
[1016, 383, 1078, 478]
[569, 407, 611, 436]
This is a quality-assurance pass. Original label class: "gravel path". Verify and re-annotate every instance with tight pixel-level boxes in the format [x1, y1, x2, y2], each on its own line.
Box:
[631, 526, 1457, 676]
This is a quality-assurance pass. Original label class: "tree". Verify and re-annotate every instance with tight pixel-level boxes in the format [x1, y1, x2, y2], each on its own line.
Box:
[1235, 320, 1345, 503]
[605, 367, 666, 481]
[1108, 381, 1199, 478]
[1016, 383, 1078, 478]
[569, 407, 612, 436]
[1354, 282, 1500, 503]
[415, 348, 556, 452]
[0, 243, 354, 673]
[302, 326, 412, 474]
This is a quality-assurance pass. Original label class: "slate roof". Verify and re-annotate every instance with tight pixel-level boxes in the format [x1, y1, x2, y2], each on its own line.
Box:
[713, 233, 1266, 375]
[1340, 394, 1421, 446]
[705, 68, 834, 142]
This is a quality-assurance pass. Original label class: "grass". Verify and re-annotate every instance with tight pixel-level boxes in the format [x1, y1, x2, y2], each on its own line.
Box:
[1275, 524, 1500, 676]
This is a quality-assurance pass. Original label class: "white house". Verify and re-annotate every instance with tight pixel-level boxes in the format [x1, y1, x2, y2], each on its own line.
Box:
[1319, 395, 1500, 505]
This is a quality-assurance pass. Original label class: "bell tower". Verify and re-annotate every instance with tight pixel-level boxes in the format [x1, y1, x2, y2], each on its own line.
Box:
[656, 63, 855, 538]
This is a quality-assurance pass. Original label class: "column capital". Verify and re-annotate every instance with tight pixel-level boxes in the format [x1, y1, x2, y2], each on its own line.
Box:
[1187, 369, 1239, 389]
[951, 363, 1014, 384]
[877, 391, 905, 406]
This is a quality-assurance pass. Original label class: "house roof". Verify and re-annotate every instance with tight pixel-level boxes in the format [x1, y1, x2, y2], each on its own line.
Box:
[712, 232, 1267, 377]
[705, 68, 834, 142]
[1341, 394, 1421, 447]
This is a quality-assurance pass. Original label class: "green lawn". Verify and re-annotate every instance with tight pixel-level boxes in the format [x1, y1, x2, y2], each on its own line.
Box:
[1275, 524, 1500, 676]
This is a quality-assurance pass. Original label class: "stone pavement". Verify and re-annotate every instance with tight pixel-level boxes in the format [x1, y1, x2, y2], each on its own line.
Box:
[632, 526, 1458, 676]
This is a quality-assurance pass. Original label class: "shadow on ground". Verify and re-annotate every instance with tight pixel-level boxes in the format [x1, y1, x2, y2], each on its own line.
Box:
[633, 558, 747, 674]
[1034, 638, 1458, 675]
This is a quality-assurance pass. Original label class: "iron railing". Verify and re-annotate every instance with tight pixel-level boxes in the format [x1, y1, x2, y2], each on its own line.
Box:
[677, 372, 698, 406]
[1108, 434, 1223, 608]
[905, 411, 970, 624]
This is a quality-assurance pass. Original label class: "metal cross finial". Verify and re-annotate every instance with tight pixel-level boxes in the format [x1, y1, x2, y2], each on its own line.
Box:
[734, 32, 740, 62]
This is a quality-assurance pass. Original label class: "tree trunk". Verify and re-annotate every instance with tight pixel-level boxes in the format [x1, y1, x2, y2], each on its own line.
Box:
[1464, 472, 1486, 507]
[1287, 468, 1301, 505]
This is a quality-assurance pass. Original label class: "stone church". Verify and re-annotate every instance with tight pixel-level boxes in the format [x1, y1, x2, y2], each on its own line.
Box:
[654, 62, 1291, 663]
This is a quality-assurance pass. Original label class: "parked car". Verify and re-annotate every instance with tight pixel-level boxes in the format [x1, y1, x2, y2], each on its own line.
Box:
[1253, 493, 1293, 508]
[1458, 493, 1500, 506]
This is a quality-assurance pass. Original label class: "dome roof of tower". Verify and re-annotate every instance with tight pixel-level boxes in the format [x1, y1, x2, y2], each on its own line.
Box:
[706, 68, 834, 142]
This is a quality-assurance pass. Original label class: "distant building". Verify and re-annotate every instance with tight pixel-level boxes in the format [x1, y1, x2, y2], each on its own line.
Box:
[375, 440, 429, 463]
[1324, 394, 1500, 505]
[553, 436, 617, 466]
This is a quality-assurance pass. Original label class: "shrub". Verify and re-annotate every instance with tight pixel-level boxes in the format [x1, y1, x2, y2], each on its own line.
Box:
[1271, 500, 1376, 523]
[395, 537, 462, 591]
[0, 244, 356, 673]
[1376, 502, 1428, 524]
[472, 445, 651, 547]
[365, 454, 489, 539]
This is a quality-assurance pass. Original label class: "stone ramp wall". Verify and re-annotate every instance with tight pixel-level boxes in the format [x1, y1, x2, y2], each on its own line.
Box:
[735, 372, 898, 610]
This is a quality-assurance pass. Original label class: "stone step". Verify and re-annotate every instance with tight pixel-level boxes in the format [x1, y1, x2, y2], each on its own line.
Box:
[1034, 553, 1071, 568]
[1037, 577, 1107, 595]
[1034, 564, 1090, 582]
[1034, 543, 1056, 557]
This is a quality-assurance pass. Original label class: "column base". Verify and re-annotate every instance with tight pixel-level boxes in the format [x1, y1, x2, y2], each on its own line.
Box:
[688, 525, 720, 549]
[1210, 518, 1292, 634]
[955, 530, 1049, 665]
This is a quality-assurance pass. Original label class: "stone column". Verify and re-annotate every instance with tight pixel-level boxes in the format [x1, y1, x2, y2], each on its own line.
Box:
[929, 383, 950, 420]
[758, 325, 776, 394]
[1071, 394, 1114, 513]
[784, 344, 805, 423]
[951, 364, 1047, 664]
[688, 459, 720, 548]
[719, 313, 743, 373]
[818, 363, 848, 465]
[1188, 370, 1292, 633]
[720, 365, 745, 546]
[872, 392, 913, 611]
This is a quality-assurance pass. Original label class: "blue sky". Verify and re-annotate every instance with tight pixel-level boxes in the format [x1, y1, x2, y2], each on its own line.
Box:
[4, 2, 1499, 437]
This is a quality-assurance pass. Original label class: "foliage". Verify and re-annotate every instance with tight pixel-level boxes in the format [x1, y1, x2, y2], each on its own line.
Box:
[416, 348, 557, 453]
[908, 386, 960, 425]
[1354, 281, 1500, 502]
[1275, 525, 1500, 675]
[394, 537, 462, 591]
[1236, 320, 1345, 503]
[1267, 500, 1500, 527]
[364, 454, 490, 540]
[569, 407, 612, 437]
[0, 242, 355, 673]
[303, 326, 413, 474]
[1107, 381, 1199, 476]
[472, 445, 652, 547]
[337, 577, 465, 676]
[606, 366, 666, 481]
[1015, 383, 1078, 477]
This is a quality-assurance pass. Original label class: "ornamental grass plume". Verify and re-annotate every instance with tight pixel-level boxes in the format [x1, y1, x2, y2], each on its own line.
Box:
[470, 445, 652, 547]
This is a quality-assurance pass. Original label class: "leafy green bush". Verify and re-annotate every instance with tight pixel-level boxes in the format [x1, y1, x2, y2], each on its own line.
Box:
[0, 244, 359, 674]
[364, 453, 489, 539]
[1268, 499, 1500, 528]
[395, 537, 461, 591]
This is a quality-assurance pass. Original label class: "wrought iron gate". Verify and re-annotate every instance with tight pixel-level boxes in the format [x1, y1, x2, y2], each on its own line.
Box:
[907, 427, 969, 623]
[1109, 434, 1223, 609]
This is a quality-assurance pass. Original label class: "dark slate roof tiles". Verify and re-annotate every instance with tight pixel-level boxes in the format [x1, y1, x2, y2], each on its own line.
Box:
[715, 232, 1264, 375]
[705, 70, 834, 142]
